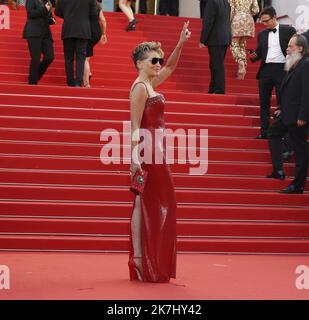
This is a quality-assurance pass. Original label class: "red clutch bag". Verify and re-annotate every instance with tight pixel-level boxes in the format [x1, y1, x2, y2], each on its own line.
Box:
[130, 170, 148, 195]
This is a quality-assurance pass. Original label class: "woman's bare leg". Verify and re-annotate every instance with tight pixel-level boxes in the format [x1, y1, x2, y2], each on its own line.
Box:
[131, 196, 142, 256]
[119, 0, 135, 22]
[83, 57, 91, 88]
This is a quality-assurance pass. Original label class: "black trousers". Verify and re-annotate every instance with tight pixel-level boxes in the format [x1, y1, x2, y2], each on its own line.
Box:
[258, 63, 285, 136]
[159, 0, 179, 16]
[63, 38, 88, 86]
[268, 118, 309, 188]
[27, 37, 54, 85]
[208, 45, 228, 94]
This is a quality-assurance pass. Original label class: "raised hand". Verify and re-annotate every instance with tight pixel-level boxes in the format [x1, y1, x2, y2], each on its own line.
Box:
[179, 21, 191, 44]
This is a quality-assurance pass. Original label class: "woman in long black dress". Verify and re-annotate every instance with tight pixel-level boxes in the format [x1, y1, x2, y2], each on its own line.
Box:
[83, 0, 107, 88]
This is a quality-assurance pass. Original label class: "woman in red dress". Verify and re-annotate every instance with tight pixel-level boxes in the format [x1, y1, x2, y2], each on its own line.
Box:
[128, 22, 191, 282]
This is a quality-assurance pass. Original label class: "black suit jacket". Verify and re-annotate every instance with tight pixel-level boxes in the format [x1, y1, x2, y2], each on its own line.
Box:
[251, 25, 296, 79]
[200, 0, 231, 46]
[22, 0, 53, 40]
[278, 57, 309, 125]
[55, 0, 97, 40]
[302, 30, 309, 45]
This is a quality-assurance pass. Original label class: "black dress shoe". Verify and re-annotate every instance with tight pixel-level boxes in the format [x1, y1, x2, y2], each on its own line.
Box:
[256, 134, 268, 139]
[126, 19, 137, 31]
[266, 170, 285, 180]
[279, 184, 304, 194]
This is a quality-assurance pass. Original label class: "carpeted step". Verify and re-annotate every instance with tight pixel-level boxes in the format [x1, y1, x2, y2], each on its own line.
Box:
[1, 217, 309, 238]
[1, 200, 308, 222]
[0, 184, 308, 206]
[0, 234, 308, 254]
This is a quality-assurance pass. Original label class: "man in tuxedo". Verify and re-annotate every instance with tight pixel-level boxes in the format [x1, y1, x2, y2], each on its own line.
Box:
[55, 0, 97, 87]
[266, 34, 309, 194]
[199, 0, 231, 94]
[249, 6, 296, 139]
[22, 0, 54, 85]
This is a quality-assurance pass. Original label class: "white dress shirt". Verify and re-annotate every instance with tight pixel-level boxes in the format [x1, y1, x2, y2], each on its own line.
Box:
[266, 24, 286, 64]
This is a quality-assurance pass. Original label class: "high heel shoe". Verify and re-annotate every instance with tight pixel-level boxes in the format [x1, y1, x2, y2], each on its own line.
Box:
[126, 19, 137, 32]
[83, 81, 91, 88]
[128, 256, 143, 281]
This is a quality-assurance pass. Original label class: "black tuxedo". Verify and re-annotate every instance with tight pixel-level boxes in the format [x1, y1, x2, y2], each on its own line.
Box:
[199, 0, 209, 18]
[55, 0, 97, 86]
[279, 57, 309, 125]
[251, 24, 296, 136]
[268, 57, 309, 189]
[23, 0, 54, 85]
[200, 0, 231, 94]
[252, 25, 296, 79]
[23, 0, 53, 39]
[200, 0, 231, 46]
[55, 0, 97, 40]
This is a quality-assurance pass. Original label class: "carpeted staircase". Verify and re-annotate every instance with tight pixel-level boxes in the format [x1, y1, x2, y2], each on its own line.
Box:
[0, 8, 308, 254]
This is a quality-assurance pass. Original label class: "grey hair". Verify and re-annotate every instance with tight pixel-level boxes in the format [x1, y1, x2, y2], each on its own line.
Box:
[131, 42, 164, 70]
[292, 34, 309, 56]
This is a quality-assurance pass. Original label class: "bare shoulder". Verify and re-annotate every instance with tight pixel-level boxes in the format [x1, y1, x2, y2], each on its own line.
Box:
[130, 82, 148, 101]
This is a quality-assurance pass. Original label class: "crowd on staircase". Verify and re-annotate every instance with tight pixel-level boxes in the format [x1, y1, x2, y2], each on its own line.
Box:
[3, 0, 309, 196]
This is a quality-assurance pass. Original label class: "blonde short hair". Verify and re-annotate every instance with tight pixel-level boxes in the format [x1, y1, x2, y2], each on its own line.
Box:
[131, 41, 164, 70]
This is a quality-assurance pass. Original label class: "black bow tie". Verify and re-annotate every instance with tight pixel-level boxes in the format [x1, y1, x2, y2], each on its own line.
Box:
[268, 28, 277, 34]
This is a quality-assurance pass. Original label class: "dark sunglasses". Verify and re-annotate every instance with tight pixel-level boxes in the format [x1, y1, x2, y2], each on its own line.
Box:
[149, 57, 164, 65]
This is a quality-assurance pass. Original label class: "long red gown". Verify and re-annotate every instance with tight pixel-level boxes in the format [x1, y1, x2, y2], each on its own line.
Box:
[129, 90, 177, 283]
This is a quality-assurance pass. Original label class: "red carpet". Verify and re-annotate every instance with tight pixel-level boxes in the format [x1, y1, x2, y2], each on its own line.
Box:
[0, 8, 308, 255]
[0, 252, 308, 300]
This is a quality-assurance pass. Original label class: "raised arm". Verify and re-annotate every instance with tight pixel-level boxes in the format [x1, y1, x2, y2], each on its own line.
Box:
[152, 21, 191, 88]
[130, 83, 148, 174]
